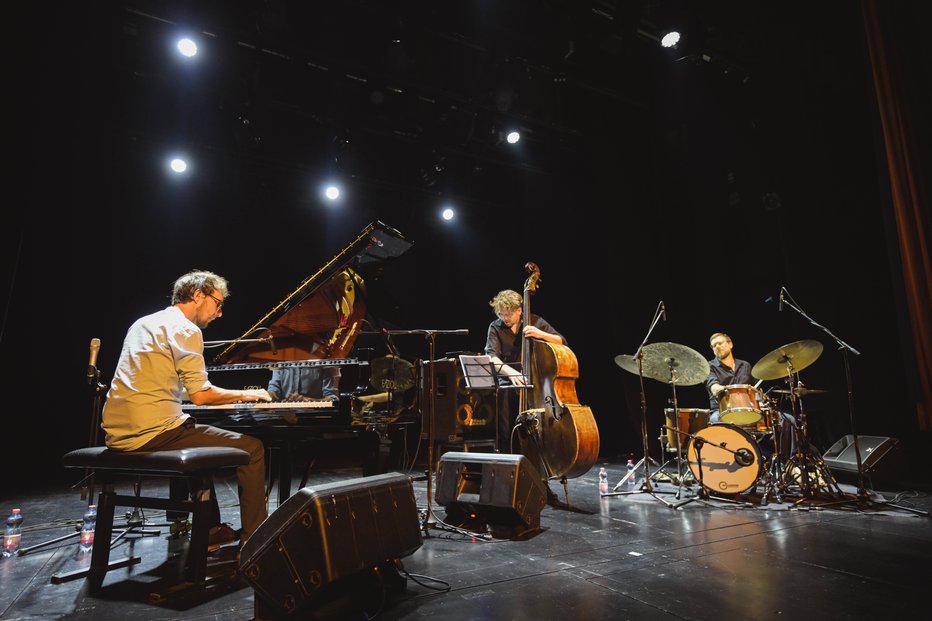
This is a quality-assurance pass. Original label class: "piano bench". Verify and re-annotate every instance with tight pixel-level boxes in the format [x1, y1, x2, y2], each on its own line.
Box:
[54, 446, 250, 595]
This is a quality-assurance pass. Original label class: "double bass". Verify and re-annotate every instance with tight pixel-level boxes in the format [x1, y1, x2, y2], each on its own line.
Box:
[517, 262, 600, 480]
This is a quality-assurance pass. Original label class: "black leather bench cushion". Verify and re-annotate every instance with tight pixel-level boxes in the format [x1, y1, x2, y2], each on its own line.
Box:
[62, 446, 250, 474]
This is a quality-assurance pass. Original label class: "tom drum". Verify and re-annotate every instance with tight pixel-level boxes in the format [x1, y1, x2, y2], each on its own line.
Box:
[663, 408, 711, 452]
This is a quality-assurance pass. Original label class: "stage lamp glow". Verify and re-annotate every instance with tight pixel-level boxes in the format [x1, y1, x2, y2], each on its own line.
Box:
[661, 31, 681, 48]
[506, 131, 520, 144]
[169, 158, 188, 173]
[177, 38, 198, 57]
[325, 186, 340, 200]
[441, 207, 455, 221]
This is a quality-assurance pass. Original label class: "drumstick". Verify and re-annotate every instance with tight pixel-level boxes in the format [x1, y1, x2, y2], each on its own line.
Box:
[754, 379, 763, 389]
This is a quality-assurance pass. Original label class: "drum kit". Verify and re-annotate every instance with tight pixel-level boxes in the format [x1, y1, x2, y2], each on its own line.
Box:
[615, 339, 842, 505]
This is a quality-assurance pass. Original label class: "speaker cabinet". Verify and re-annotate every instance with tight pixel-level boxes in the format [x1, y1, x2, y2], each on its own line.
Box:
[239, 472, 422, 618]
[435, 452, 546, 538]
[419, 358, 495, 442]
[822, 435, 905, 489]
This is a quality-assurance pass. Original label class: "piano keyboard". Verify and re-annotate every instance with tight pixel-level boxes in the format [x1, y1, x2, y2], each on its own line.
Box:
[181, 399, 335, 412]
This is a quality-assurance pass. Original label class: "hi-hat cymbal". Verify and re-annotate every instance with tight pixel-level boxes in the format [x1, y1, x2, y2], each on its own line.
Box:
[614, 342, 711, 386]
[370, 355, 415, 391]
[751, 340, 824, 380]
[772, 387, 828, 396]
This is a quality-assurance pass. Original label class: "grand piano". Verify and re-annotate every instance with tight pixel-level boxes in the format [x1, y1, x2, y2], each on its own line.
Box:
[183, 221, 413, 503]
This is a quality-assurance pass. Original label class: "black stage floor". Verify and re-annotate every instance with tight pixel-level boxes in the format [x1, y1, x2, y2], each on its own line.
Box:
[2, 457, 931, 621]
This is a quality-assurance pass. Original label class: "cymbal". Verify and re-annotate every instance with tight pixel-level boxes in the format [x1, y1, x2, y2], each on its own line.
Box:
[772, 387, 828, 396]
[370, 355, 415, 392]
[614, 342, 711, 386]
[354, 391, 391, 403]
[751, 340, 823, 380]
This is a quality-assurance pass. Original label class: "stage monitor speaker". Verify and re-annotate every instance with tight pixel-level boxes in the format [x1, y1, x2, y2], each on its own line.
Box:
[822, 435, 905, 488]
[239, 472, 423, 618]
[419, 358, 495, 442]
[435, 452, 546, 538]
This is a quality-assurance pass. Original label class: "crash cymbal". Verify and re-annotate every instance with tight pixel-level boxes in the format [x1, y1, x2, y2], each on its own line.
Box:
[614, 342, 711, 386]
[751, 340, 824, 380]
[772, 387, 828, 396]
[370, 355, 415, 391]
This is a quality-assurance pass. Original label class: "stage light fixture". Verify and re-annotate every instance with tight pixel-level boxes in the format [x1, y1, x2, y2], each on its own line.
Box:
[506, 131, 520, 144]
[176, 38, 198, 58]
[169, 158, 187, 173]
[660, 31, 681, 48]
[441, 207, 455, 221]
[324, 185, 340, 200]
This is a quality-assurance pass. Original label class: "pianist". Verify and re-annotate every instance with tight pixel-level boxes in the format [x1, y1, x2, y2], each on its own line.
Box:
[101, 269, 272, 547]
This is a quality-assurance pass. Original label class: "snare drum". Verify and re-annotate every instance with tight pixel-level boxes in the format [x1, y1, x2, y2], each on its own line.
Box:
[686, 423, 763, 494]
[717, 384, 766, 425]
[663, 408, 711, 451]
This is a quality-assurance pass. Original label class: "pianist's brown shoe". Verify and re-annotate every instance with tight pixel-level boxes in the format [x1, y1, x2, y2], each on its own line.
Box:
[208, 524, 241, 552]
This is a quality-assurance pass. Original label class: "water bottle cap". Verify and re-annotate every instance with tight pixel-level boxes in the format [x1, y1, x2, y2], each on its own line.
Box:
[11, 509, 21, 514]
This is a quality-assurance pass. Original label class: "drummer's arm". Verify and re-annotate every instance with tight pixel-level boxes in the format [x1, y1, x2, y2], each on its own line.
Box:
[705, 374, 725, 398]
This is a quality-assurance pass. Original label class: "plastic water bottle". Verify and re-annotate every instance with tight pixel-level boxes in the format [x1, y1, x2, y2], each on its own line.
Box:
[626, 458, 636, 487]
[598, 467, 608, 495]
[2, 509, 23, 558]
[79, 505, 97, 553]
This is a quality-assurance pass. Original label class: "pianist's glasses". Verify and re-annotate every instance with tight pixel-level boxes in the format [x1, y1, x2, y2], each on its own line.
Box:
[204, 291, 224, 310]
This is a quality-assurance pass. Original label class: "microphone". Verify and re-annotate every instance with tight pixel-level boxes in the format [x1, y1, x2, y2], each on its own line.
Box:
[778, 289, 785, 312]
[87, 338, 101, 384]
[661, 302, 667, 321]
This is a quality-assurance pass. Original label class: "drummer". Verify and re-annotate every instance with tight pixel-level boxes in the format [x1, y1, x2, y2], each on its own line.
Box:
[704, 332, 796, 458]
[705, 332, 752, 421]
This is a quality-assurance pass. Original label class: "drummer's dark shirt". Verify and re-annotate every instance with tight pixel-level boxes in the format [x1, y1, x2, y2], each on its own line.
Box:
[704, 357, 753, 413]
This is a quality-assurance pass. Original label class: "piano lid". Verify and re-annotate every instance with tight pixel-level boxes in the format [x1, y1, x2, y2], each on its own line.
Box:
[213, 221, 412, 365]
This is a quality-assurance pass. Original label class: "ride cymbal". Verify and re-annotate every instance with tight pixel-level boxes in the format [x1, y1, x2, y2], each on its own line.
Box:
[614, 342, 710, 386]
[751, 340, 823, 380]
[369, 355, 415, 391]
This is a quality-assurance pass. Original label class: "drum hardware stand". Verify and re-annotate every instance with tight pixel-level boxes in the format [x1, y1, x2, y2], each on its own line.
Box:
[654, 425, 696, 489]
[777, 288, 929, 516]
[604, 301, 678, 507]
[756, 406, 789, 505]
[655, 423, 694, 499]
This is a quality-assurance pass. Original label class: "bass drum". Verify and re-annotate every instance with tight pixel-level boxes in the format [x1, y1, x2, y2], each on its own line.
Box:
[686, 423, 763, 495]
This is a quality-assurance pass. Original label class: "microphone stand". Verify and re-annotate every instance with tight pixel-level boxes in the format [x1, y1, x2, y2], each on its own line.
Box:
[18, 357, 106, 557]
[604, 301, 677, 507]
[779, 289, 929, 516]
[383, 329, 471, 534]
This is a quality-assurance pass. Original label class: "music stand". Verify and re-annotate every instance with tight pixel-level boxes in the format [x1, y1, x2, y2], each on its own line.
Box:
[458, 355, 525, 452]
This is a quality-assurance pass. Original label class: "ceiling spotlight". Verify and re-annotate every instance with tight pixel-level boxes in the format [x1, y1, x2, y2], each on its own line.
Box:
[506, 131, 520, 144]
[177, 38, 198, 58]
[169, 158, 187, 173]
[660, 31, 681, 48]
[441, 207, 455, 221]
[324, 185, 340, 200]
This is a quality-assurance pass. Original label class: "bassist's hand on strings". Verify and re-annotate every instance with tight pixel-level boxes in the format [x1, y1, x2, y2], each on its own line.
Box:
[523, 325, 564, 345]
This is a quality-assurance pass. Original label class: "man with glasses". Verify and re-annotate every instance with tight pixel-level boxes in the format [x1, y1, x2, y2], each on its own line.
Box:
[102, 270, 271, 547]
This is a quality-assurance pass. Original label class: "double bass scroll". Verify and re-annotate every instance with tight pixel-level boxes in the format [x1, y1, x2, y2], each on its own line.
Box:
[517, 262, 600, 480]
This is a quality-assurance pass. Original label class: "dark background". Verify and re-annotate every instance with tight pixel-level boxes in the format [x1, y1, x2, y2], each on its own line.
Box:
[7, 1, 930, 494]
